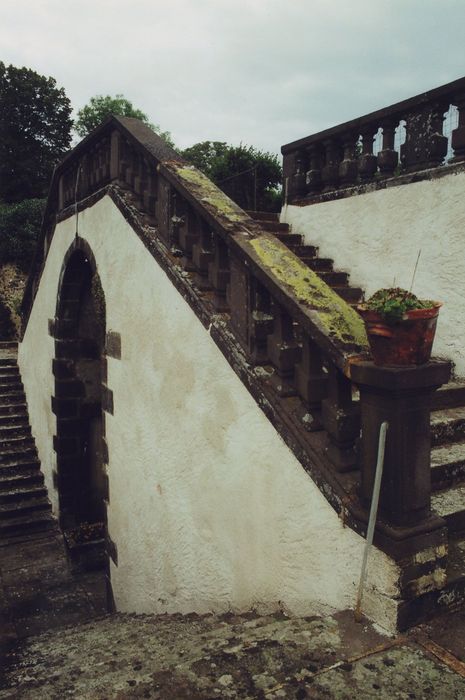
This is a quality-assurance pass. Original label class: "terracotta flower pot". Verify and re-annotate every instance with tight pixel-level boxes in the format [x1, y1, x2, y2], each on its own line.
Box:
[357, 303, 442, 366]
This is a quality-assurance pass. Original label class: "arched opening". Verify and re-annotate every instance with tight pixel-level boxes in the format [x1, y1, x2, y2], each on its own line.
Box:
[53, 241, 108, 574]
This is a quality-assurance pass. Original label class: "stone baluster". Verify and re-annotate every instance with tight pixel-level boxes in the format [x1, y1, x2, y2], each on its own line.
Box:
[228, 253, 251, 352]
[377, 119, 399, 176]
[178, 207, 200, 272]
[247, 278, 274, 364]
[321, 364, 360, 471]
[451, 93, 465, 163]
[133, 154, 147, 208]
[292, 151, 307, 197]
[305, 144, 322, 194]
[352, 361, 451, 526]
[143, 158, 157, 220]
[156, 175, 172, 246]
[400, 101, 448, 172]
[266, 302, 301, 395]
[321, 139, 341, 191]
[294, 333, 328, 412]
[192, 219, 214, 290]
[208, 234, 230, 311]
[110, 131, 122, 182]
[358, 128, 378, 181]
[339, 133, 359, 186]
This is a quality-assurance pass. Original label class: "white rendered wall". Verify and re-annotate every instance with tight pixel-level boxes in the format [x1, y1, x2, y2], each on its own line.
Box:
[282, 170, 465, 376]
[19, 196, 400, 630]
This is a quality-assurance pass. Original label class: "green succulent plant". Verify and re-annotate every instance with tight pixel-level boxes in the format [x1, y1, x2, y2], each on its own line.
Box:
[364, 287, 435, 323]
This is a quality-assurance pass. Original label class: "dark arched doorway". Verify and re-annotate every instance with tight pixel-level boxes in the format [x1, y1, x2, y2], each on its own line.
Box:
[52, 239, 108, 575]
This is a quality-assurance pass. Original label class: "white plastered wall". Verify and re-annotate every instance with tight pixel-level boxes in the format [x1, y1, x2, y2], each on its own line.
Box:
[19, 195, 400, 631]
[282, 170, 465, 376]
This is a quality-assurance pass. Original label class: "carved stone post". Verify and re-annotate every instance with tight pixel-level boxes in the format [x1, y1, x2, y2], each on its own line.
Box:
[267, 303, 301, 394]
[352, 361, 451, 526]
[321, 364, 360, 471]
[294, 334, 328, 409]
[378, 120, 399, 176]
[192, 220, 214, 290]
[358, 128, 378, 181]
[292, 152, 307, 197]
[247, 278, 273, 364]
[451, 93, 465, 163]
[401, 102, 448, 172]
[305, 145, 322, 194]
[339, 133, 358, 186]
[321, 139, 340, 191]
[208, 235, 230, 311]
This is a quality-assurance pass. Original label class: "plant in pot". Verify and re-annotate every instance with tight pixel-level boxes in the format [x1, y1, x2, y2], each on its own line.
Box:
[357, 287, 442, 366]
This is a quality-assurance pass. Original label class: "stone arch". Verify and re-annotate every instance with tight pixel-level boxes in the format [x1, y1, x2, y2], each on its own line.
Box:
[51, 237, 109, 574]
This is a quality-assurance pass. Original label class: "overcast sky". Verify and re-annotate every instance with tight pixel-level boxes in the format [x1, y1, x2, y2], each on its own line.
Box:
[1, 0, 464, 156]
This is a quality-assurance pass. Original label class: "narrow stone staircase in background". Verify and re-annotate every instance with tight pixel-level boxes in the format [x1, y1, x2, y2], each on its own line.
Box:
[0, 341, 56, 541]
[247, 211, 365, 306]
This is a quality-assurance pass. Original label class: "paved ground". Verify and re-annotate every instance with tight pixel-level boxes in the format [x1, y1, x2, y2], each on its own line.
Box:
[1, 531, 465, 699]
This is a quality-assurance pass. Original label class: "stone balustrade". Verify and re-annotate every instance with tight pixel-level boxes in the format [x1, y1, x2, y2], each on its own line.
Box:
[282, 75, 465, 202]
[22, 115, 451, 542]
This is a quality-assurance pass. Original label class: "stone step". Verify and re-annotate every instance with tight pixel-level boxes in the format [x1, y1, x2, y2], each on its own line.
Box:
[0, 509, 55, 537]
[0, 435, 35, 454]
[260, 221, 290, 233]
[0, 390, 26, 405]
[0, 412, 29, 427]
[0, 495, 51, 519]
[0, 424, 31, 440]
[0, 373, 21, 385]
[0, 366, 20, 377]
[301, 257, 334, 272]
[317, 270, 349, 287]
[0, 469, 44, 491]
[288, 244, 319, 258]
[431, 442, 465, 489]
[274, 233, 303, 246]
[246, 210, 279, 222]
[0, 381, 23, 394]
[0, 358, 17, 368]
[0, 402, 27, 416]
[0, 459, 41, 477]
[0, 447, 37, 466]
[0, 483, 47, 503]
[431, 407, 465, 446]
[333, 286, 364, 304]
[431, 482, 465, 534]
[432, 381, 465, 411]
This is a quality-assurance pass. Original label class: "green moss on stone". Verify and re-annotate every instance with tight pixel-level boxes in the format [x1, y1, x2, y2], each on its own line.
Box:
[172, 165, 247, 223]
[249, 237, 368, 348]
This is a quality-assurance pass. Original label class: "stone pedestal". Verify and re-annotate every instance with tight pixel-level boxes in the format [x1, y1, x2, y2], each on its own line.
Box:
[352, 360, 451, 527]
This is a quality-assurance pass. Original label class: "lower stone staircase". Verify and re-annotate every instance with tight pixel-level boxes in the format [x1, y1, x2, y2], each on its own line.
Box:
[0, 341, 56, 540]
[248, 210, 465, 621]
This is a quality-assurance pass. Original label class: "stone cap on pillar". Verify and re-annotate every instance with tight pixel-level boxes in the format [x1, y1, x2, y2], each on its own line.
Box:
[351, 359, 451, 392]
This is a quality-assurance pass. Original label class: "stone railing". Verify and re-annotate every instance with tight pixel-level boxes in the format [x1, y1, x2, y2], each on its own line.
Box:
[282, 75, 465, 202]
[23, 116, 451, 546]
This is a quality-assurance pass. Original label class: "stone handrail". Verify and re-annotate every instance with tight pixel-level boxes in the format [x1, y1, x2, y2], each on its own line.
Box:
[282, 75, 465, 201]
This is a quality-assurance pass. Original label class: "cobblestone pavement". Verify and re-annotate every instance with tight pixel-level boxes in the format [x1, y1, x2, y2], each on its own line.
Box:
[1, 531, 465, 699]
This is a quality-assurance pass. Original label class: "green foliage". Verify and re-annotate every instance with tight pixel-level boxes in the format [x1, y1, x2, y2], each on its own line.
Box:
[181, 141, 282, 212]
[75, 94, 174, 146]
[0, 62, 73, 202]
[365, 287, 434, 322]
[0, 199, 46, 270]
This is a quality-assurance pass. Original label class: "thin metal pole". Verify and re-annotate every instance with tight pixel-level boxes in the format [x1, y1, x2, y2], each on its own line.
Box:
[354, 421, 389, 623]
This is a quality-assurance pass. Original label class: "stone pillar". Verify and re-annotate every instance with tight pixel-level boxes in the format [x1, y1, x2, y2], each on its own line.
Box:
[352, 360, 451, 527]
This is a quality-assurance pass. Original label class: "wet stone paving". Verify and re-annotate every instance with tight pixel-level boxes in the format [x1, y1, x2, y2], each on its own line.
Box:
[2, 531, 465, 698]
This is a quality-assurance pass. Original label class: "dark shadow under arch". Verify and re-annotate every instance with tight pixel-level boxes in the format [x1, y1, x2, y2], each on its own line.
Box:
[52, 237, 110, 580]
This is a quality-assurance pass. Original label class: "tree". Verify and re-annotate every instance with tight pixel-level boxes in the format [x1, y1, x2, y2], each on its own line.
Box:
[75, 94, 174, 146]
[182, 141, 282, 212]
[0, 198, 45, 270]
[0, 62, 73, 203]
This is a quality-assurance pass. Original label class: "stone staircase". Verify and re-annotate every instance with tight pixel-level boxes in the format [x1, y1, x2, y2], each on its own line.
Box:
[0, 341, 56, 541]
[247, 211, 364, 306]
[248, 210, 465, 620]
